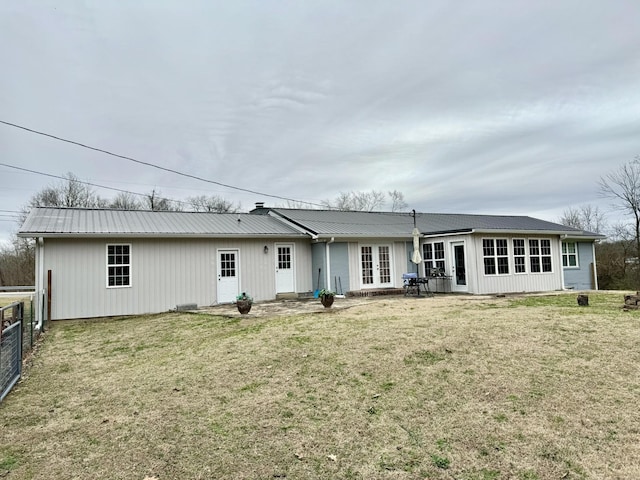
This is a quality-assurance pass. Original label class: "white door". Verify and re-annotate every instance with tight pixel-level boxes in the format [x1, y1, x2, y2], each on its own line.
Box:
[450, 241, 468, 293]
[275, 243, 295, 293]
[360, 245, 394, 288]
[217, 249, 239, 303]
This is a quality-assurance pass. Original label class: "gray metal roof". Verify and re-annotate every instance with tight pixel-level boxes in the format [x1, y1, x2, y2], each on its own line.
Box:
[18, 208, 307, 238]
[267, 208, 600, 238]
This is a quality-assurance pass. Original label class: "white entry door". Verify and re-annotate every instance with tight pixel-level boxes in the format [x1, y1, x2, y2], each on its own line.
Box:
[450, 241, 468, 293]
[217, 249, 239, 303]
[360, 245, 394, 288]
[275, 244, 295, 293]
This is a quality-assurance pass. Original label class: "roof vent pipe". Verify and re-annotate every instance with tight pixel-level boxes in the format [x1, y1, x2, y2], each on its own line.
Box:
[255, 202, 265, 209]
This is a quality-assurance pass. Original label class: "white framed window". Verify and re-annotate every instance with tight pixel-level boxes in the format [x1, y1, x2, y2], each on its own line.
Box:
[562, 242, 579, 268]
[513, 238, 526, 273]
[107, 244, 131, 287]
[423, 241, 445, 275]
[483, 238, 509, 275]
[529, 239, 552, 273]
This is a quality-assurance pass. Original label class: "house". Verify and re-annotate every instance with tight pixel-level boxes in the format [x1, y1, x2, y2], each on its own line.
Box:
[18, 205, 604, 321]
[254, 207, 605, 296]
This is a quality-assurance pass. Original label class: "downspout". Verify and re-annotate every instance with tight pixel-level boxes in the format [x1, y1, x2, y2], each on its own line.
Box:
[592, 242, 599, 290]
[559, 235, 567, 290]
[36, 237, 44, 330]
[325, 237, 335, 291]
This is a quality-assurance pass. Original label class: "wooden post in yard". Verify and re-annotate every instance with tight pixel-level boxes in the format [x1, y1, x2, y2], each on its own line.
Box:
[47, 270, 52, 324]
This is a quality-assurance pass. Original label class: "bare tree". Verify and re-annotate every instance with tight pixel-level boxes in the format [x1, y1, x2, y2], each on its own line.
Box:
[109, 192, 142, 210]
[322, 190, 388, 211]
[388, 190, 408, 212]
[559, 205, 606, 234]
[187, 195, 239, 213]
[28, 172, 106, 209]
[599, 157, 640, 266]
[144, 189, 182, 211]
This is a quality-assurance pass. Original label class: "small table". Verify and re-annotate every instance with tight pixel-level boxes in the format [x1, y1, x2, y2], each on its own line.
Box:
[403, 277, 432, 297]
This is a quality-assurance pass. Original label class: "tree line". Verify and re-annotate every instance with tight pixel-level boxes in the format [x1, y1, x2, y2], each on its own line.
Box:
[0, 174, 408, 286]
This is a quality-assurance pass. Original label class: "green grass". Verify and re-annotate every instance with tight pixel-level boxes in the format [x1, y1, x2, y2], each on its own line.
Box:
[1, 292, 639, 479]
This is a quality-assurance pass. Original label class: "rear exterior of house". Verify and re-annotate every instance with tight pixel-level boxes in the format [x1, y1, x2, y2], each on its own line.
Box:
[21, 208, 310, 321]
[19, 206, 604, 322]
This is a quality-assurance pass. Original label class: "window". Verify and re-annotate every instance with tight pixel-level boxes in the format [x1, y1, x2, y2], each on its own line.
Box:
[220, 252, 236, 277]
[562, 242, 578, 267]
[423, 241, 445, 275]
[278, 246, 291, 270]
[361, 246, 374, 285]
[483, 239, 509, 275]
[107, 244, 131, 287]
[513, 239, 526, 273]
[529, 239, 552, 273]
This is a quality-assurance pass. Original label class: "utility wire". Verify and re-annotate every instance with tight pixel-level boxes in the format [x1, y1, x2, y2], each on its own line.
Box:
[0, 162, 192, 207]
[0, 119, 324, 207]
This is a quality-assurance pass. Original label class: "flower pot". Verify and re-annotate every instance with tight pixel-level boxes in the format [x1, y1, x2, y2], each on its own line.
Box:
[236, 300, 252, 314]
[320, 295, 334, 308]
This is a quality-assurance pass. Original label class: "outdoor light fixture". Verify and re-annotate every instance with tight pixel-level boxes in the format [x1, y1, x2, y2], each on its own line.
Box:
[264, 245, 269, 254]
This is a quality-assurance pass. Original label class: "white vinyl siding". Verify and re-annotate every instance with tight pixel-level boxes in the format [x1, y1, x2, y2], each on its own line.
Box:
[471, 235, 562, 295]
[40, 237, 311, 320]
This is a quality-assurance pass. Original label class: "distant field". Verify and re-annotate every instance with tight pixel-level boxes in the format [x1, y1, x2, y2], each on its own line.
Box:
[1, 292, 639, 479]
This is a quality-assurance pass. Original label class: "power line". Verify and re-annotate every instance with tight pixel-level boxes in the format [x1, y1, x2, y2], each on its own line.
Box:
[0, 119, 324, 207]
[0, 162, 191, 207]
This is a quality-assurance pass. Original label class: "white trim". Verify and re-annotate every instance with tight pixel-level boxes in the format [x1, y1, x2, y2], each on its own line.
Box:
[450, 240, 468, 293]
[512, 238, 527, 275]
[358, 243, 395, 289]
[275, 242, 296, 293]
[216, 248, 240, 303]
[106, 243, 132, 289]
[482, 238, 510, 276]
[561, 241, 580, 269]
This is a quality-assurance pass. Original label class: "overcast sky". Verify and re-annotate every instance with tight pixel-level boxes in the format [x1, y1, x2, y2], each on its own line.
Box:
[1, 0, 639, 243]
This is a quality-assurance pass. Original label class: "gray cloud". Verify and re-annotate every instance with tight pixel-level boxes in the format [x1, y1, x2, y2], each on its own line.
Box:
[1, 0, 639, 241]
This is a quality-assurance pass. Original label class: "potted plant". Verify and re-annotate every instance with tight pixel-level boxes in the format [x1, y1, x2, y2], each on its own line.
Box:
[236, 292, 253, 314]
[318, 289, 336, 308]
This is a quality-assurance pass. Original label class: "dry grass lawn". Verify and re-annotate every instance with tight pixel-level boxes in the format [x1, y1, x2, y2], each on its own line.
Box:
[1, 292, 639, 479]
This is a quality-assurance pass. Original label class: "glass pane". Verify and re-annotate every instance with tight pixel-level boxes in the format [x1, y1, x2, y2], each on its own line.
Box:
[361, 247, 373, 284]
[278, 247, 291, 269]
[484, 258, 496, 275]
[497, 257, 509, 274]
[378, 246, 391, 283]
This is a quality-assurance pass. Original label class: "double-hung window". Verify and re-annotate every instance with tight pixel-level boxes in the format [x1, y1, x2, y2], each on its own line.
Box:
[423, 241, 445, 275]
[562, 242, 578, 267]
[107, 244, 131, 287]
[529, 239, 552, 273]
[513, 239, 526, 273]
[483, 239, 509, 275]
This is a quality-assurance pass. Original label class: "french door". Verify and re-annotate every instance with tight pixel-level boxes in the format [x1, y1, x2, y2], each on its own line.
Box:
[360, 245, 393, 288]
